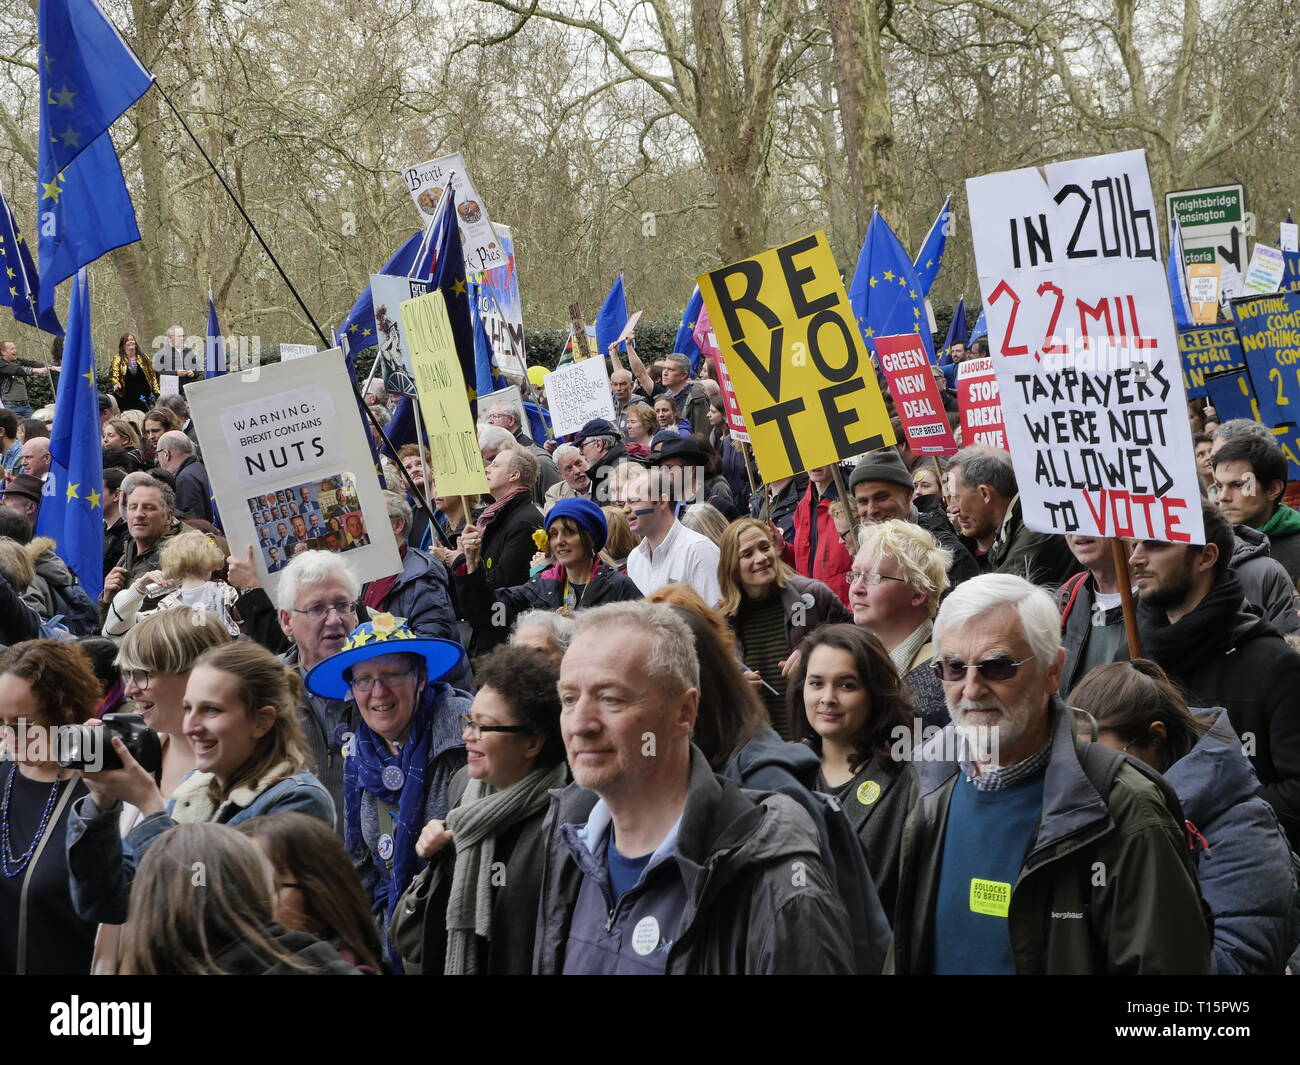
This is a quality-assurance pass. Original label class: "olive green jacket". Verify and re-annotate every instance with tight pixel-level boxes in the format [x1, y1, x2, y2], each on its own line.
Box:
[887, 697, 1211, 974]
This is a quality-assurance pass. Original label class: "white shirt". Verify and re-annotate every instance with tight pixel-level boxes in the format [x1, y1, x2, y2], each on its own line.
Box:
[627, 519, 723, 606]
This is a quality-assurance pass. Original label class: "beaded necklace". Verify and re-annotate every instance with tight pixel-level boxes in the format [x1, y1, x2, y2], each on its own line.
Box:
[1, 764, 66, 878]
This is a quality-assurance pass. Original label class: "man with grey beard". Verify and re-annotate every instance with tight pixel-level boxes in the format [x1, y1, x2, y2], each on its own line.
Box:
[886, 573, 1209, 975]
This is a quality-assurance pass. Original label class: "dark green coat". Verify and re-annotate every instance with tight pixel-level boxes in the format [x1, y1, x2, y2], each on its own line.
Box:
[887, 697, 1211, 974]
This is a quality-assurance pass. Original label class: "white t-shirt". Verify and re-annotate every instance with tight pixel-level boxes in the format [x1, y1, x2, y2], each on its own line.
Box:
[627, 520, 723, 606]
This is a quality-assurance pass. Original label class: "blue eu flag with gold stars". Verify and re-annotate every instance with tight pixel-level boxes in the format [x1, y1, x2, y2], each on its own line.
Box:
[672, 285, 705, 373]
[35, 269, 103, 600]
[0, 184, 61, 335]
[36, 0, 152, 315]
[848, 208, 935, 363]
[912, 196, 951, 297]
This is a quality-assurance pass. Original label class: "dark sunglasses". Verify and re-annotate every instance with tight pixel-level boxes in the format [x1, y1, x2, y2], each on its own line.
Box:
[932, 654, 1035, 683]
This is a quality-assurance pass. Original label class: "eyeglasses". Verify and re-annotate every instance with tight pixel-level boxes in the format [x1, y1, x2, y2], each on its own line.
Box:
[846, 570, 908, 587]
[349, 667, 416, 693]
[293, 600, 359, 621]
[932, 655, 1036, 683]
[122, 668, 156, 691]
[458, 714, 532, 739]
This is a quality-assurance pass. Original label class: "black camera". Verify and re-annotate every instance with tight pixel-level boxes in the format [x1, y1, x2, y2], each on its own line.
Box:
[58, 713, 163, 775]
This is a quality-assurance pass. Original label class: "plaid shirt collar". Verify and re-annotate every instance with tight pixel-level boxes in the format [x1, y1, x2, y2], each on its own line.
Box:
[960, 738, 1051, 792]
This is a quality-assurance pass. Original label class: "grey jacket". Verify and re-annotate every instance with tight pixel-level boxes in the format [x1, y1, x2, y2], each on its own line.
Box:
[533, 747, 854, 974]
[1167, 708, 1298, 975]
[1231, 526, 1300, 634]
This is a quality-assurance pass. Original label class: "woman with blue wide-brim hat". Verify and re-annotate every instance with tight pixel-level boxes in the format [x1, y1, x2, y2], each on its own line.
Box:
[305, 613, 471, 970]
[453, 497, 643, 652]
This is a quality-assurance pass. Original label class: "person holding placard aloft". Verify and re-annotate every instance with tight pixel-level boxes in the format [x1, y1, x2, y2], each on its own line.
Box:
[773, 464, 854, 610]
[455, 448, 545, 654]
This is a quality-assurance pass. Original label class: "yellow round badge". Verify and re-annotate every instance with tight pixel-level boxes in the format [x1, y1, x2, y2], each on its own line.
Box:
[856, 780, 881, 806]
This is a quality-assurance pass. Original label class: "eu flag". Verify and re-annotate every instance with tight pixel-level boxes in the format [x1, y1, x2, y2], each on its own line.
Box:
[1283, 212, 1299, 295]
[848, 208, 935, 362]
[1167, 218, 1194, 329]
[471, 282, 507, 399]
[205, 293, 226, 378]
[968, 309, 988, 344]
[939, 297, 967, 364]
[595, 275, 628, 356]
[671, 285, 705, 373]
[0, 184, 62, 335]
[338, 230, 429, 353]
[912, 196, 951, 297]
[35, 269, 103, 600]
[36, 0, 152, 315]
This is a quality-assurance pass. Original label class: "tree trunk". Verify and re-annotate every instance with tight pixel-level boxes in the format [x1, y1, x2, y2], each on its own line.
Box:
[825, 0, 908, 247]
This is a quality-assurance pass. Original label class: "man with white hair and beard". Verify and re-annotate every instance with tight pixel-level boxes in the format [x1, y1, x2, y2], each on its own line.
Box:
[887, 573, 1209, 975]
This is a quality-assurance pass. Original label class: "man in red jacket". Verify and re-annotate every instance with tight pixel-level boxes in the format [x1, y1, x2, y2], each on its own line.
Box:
[773, 463, 853, 608]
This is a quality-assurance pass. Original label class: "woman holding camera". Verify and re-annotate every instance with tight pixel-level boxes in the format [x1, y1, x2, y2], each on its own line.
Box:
[0, 640, 100, 974]
[65, 639, 334, 928]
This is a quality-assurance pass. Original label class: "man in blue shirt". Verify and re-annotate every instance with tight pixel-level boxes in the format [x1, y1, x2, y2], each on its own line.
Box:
[887, 573, 1210, 975]
[535, 602, 853, 975]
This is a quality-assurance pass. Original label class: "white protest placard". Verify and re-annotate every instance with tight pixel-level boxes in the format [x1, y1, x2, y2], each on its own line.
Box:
[1220, 266, 1244, 304]
[186, 351, 401, 599]
[1282, 222, 1299, 254]
[476, 384, 523, 428]
[544, 358, 615, 437]
[371, 273, 429, 389]
[966, 148, 1204, 545]
[158, 374, 179, 397]
[615, 310, 643, 346]
[1242, 242, 1286, 295]
[278, 343, 317, 362]
[474, 223, 528, 380]
[403, 152, 507, 274]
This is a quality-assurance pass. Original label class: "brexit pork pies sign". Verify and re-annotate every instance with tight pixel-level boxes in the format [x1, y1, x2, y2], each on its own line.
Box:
[966, 149, 1204, 545]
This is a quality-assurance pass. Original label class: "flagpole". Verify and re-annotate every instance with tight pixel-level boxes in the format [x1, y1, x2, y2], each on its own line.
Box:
[100, 12, 435, 527]
[151, 82, 329, 349]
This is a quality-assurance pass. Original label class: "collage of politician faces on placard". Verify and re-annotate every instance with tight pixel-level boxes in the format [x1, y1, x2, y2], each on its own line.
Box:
[246, 473, 372, 573]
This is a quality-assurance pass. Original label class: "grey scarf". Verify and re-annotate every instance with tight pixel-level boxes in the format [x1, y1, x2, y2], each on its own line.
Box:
[443, 761, 567, 975]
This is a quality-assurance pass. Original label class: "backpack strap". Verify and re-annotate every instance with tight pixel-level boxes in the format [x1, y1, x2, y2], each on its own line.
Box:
[1057, 572, 1089, 629]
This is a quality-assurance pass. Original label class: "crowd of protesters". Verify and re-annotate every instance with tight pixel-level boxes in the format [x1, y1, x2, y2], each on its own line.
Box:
[0, 327, 1298, 977]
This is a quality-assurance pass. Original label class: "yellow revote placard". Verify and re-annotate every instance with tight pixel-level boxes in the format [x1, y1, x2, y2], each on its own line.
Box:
[697, 231, 895, 481]
[401, 289, 489, 498]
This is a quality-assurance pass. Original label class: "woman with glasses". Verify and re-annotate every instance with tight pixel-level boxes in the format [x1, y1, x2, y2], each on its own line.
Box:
[848, 521, 953, 730]
[241, 812, 384, 973]
[304, 614, 469, 970]
[72, 609, 234, 972]
[1070, 660, 1295, 975]
[716, 518, 849, 738]
[66, 640, 334, 930]
[391, 645, 567, 974]
[788, 624, 917, 924]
